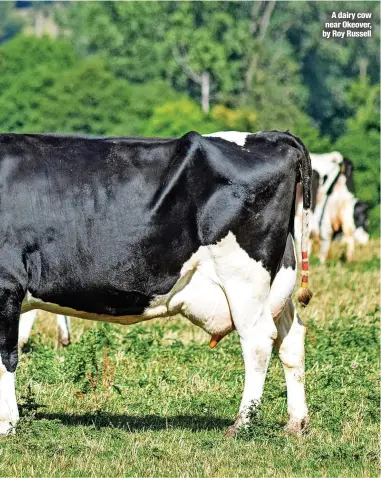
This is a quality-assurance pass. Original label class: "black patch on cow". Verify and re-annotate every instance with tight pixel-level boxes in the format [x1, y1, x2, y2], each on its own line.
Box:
[279, 234, 296, 270]
[343, 157, 355, 193]
[311, 170, 320, 212]
[354, 201, 369, 230]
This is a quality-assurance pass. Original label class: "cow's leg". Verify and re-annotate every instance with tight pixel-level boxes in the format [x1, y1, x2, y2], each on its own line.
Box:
[18, 310, 37, 348]
[0, 295, 22, 435]
[342, 234, 355, 262]
[225, 295, 276, 436]
[341, 214, 355, 262]
[274, 298, 308, 434]
[56, 315, 70, 348]
[319, 218, 332, 264]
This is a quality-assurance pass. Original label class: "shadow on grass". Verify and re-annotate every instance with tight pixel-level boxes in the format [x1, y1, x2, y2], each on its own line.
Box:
[34, 411, 231, 432]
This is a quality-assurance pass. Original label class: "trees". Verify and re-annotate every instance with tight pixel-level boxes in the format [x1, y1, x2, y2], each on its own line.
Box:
[0, 35, 77, 132]
[31, 61, 182, 136]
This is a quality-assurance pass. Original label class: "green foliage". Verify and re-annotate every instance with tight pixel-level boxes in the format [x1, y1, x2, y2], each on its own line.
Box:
[56, 2, 172, 83]
[272, 1, 380, 138]
[63, 323, 119, 393]
[28, 58, 139, 135]
[335, 80, 380, 236]
[0, 35, 77, 132]
[0, 36, 182, 135]
[0, 35, 76, 91]
[145, 98, 218, 137]
[34, 61, 183, 135]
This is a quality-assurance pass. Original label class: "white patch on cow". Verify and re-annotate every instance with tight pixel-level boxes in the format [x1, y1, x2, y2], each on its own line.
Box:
[168, 232, 270, 338]
[354, 227, 369, 245]
[310, 151, 343, 179]
[318, 175, 356, 262]
[184, 233, 274, 431]
[275, 299, 308, 429]
[18, 310, 38, 348]
[235, 305, 276, 428]
[203, 131, 250, 147]
[0, 356, 18, 435]
[269, 242, 297, 319]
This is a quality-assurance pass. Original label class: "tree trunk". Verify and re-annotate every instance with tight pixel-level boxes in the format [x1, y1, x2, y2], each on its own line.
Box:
[201, 72, 210, 113]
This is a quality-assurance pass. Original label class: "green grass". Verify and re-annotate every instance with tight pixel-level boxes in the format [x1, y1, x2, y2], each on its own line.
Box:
[1, 240, 379, 477]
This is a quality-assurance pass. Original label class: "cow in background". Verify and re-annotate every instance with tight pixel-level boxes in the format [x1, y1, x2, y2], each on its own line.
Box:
[295, 152, 369, 263]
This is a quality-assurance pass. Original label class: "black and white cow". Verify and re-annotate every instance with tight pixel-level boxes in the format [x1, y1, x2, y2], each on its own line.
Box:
[0, 130, 312, 436]
[295, 152, 368, 262]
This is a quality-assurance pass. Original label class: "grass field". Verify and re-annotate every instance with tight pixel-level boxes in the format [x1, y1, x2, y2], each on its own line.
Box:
[0, 240, 379, 477]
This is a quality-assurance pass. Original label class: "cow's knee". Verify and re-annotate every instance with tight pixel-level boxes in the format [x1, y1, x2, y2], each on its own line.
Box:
[226, 307, 276, 436]
[343, 234, 355, 262]
[278, 322, 305, 369]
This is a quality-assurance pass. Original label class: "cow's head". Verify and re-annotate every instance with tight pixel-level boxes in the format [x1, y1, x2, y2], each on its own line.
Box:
[341, 157, 355, 193]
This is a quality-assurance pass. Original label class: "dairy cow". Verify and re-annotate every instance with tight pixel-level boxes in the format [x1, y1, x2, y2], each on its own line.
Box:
[0, 130, 312, 436]
[295, 152, 367, 262]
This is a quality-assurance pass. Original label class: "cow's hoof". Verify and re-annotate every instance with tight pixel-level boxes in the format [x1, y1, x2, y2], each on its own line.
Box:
[57, 339, 70, 349]
[224, 424, 239, 437]
[0, 421, 15, 436]
[224, 417, 245, 438]
[284, 416, 309, 436]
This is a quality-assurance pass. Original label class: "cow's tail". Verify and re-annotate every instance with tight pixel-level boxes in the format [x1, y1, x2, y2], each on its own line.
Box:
[294, 135, 313, 307]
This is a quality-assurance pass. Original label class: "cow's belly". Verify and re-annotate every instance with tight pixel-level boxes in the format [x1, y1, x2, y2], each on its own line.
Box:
[21, 294, 148, 326]
[21, 249, 233, 334]
[21, 232, 271, 339]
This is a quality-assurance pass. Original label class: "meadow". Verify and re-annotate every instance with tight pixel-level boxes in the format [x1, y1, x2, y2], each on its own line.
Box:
[0, 240, 379, 477]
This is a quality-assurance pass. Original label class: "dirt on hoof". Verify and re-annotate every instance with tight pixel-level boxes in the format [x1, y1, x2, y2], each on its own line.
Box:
[284, 416, 309, 436]
[224, 424, 239, 437]
[56, 338, 70, 349]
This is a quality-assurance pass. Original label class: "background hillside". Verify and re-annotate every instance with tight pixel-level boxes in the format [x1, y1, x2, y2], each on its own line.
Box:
[0, 1, 379, 234]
